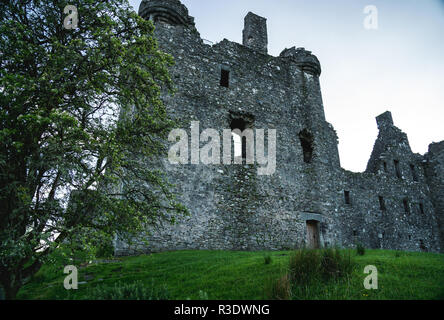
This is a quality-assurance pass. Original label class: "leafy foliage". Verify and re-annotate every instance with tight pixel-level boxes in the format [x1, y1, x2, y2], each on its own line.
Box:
[0, 0, 187, 298]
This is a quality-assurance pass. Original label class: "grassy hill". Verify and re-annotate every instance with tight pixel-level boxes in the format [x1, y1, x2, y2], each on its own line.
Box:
[17, 249, 444, 300]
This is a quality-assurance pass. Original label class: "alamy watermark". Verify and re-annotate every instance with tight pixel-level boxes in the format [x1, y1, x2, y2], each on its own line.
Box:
[363, 265, 378, 290]
[363, 5, 379, 30]
[63, 5, 78, 30]
[168, 121, 276, 176]
[61, 4, 378, 31]
[63, 265, 78, 290]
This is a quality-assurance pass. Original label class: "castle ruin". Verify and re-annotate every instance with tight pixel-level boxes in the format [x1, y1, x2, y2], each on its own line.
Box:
[114, 0, 444, 255]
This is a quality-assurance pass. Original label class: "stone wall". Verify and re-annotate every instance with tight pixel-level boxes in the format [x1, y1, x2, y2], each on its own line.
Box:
[424, 142, 444, 251]
[113, 0, 443, 255]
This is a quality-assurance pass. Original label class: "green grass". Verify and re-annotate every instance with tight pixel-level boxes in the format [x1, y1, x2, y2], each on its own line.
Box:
[16, 249, 444, 300]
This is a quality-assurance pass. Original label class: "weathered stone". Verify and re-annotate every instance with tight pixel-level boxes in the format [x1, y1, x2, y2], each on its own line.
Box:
[114, 1, 443, 255]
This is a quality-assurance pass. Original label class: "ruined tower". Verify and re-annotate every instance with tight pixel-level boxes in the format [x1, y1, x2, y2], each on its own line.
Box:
[113, 0, 443, 255]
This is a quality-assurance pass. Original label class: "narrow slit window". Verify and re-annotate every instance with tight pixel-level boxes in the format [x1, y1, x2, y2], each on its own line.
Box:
[383, 161, 388, 172]
[344, 191, 351, 205]
[419, 203, 424, 214]
[299, 129, 314, 164]
[410, 164, 418, 181]
[394, 160, 401, 179]
[379, 196, 386, 211]
[403, 198, 410, 214]
[220, 69, 230, 88]
[241, 136, 247, 159]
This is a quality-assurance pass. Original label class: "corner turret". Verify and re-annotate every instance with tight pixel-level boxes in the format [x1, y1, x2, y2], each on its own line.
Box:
[139, 0, 196, 30]
[280, 47, 322, 76]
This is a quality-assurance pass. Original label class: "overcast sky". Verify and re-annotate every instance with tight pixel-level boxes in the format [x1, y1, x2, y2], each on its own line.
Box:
[129, 0, 444, 172]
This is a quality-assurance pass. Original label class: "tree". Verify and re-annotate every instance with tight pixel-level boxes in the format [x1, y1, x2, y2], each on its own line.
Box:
[0, 0, 187, 299]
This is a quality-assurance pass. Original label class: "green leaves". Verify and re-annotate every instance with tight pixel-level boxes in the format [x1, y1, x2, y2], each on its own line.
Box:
[0, 0, 187, 298]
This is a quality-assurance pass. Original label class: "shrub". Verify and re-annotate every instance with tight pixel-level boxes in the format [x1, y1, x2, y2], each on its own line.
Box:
[264, 255, 272, 265]
[84, 280, 169, 300]
[288, 248, 321, 285]
[288, 248, 355, 285]
[356, 243, 365, 256]
[265, 273, 291, 300]
[320, 247, 354, 279]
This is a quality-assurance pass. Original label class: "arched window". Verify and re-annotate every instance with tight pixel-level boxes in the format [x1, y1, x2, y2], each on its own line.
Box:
[232, 131, 242, 158]
[230, 118, 247, 160]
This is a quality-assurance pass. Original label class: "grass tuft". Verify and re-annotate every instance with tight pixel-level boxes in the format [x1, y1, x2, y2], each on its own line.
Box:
[264, 255, 272, 265]
[266, 273, 291, 300]
[83, 280, 169, 300]
[356, 243, 366, 256]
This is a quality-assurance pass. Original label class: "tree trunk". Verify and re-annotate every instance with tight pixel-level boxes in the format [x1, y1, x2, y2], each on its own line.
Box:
[4, 285, 20, 300]
[1, 272, 22, 300]
[0, 284, 4, 300]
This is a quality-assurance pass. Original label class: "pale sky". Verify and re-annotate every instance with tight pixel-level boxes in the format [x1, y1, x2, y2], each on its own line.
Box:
[129, 0, 444, 172]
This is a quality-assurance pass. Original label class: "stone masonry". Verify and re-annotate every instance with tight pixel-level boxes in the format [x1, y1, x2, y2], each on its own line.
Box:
[114, 0, 444, 255]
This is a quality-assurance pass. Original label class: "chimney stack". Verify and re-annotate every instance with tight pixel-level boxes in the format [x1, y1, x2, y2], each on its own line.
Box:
[242, 12, 268, 54]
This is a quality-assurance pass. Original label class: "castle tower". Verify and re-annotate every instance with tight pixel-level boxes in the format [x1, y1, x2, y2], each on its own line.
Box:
[138, 0, 196, 30]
